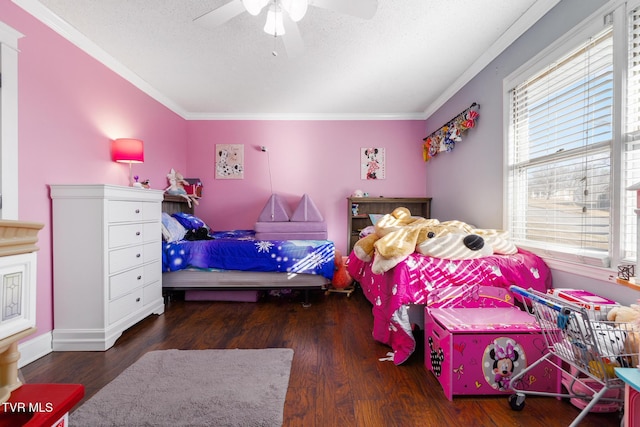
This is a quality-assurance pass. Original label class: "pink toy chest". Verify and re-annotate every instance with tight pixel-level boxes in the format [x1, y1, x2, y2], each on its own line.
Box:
[425, 306, 561, 400]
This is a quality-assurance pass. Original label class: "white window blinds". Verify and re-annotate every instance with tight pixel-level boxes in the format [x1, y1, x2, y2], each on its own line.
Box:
[507, 26, 614, 266]
[623, 6, 640, 262]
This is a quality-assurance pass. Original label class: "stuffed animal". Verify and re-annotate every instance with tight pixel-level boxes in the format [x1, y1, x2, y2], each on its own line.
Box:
[607, 305, 640, 323]
[417, 223, 517, 259]
[352, 207, 434, 271]
[352, 207, 415, 259]
[587, 322, 626, 379]
[331, 250, 353, 289]
[607, 304, 640, 367]
[352, 207, 517, 274]
[165, 168, 199, 208]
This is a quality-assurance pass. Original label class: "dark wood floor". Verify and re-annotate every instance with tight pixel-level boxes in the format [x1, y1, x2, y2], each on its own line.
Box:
[21, 288, 622, 426]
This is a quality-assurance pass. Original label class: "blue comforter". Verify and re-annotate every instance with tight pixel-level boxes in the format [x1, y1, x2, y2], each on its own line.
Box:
[162, 230, 335, 280]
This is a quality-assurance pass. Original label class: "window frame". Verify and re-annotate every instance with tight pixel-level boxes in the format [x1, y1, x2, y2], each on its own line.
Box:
[0, 20, 22, 220]
[503, 0, 635, 282]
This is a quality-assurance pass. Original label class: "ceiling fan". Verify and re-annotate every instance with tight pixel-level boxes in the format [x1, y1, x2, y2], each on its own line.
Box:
[194, 0, 378, 57]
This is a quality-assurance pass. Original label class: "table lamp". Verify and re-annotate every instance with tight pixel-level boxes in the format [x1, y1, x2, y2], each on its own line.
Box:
[112, 138, 144, 186]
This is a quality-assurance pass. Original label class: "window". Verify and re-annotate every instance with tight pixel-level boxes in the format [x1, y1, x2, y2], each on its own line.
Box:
[623, 7, 640, 262]
[506, 2, 640, 271]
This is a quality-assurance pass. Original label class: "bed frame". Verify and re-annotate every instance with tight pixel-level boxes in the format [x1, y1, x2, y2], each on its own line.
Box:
[161, 194, 330, 305]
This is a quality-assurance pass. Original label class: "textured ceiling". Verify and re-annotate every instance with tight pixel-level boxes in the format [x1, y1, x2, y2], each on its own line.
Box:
[20, 0, 557, 119]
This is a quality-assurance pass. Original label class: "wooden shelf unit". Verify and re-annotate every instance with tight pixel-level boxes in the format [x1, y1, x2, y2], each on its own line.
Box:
[346, 197, 431, 253]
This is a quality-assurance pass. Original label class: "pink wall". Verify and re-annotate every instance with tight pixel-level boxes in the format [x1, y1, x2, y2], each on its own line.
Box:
[3, 2, 429, 346]
[187, 120, 428, 254]
[3, 3, 187, 341]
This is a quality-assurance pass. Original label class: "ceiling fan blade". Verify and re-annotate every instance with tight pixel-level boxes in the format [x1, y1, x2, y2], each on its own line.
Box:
[194, 0, 246, 28]
[282, 17, 305, 58]
[309, 0, 378, 19]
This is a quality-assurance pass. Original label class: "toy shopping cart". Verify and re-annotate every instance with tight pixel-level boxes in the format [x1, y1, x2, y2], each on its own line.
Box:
[508, 286, 637, 427]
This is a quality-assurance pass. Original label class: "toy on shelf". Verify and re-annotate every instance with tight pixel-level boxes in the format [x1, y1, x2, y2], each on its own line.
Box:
[165, 168, 199, 208]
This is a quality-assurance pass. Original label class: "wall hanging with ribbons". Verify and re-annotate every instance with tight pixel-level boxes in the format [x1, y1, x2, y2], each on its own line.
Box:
[422, 103, 480, 162]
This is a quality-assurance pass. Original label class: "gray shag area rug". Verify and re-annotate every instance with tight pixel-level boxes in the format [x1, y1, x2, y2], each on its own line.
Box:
[70, 348, 294, 427]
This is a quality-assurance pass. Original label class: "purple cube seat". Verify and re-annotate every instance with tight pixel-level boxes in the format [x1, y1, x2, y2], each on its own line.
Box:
[254, 193, 327, 240]
[257, 194, 292, 222]
[254, 221, 327, 240]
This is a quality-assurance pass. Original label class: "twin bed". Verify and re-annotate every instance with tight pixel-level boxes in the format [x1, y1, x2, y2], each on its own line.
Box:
[347, 243, 551, 365]
[160, 195, 334, 303]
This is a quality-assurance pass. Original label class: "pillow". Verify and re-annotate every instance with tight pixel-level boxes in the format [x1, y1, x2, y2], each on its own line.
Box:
[161, 212, 186, 242]
[290, 194, 324, 222]
[172, 212, 210, 231]
[368, 214, 384, 225]
[257, 194, 292, 222]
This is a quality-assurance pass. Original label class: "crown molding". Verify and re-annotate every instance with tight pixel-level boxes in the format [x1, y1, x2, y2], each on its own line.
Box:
[183, 112, 428, 121]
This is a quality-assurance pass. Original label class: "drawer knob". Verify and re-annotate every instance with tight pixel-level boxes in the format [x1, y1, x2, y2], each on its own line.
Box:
[136, 297, 141, 302]
[136, 253, 141, 258]
[137, 275, 142, 280]
[136, 231, 141, 236]
[135, 209, 140, 214]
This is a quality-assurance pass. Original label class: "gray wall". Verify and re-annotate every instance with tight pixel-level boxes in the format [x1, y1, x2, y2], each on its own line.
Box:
[425, 0, 640, 304]
[426, 0, 607, 227]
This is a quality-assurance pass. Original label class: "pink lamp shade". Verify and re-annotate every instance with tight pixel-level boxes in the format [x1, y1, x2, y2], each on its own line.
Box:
[112, 138, 144, 163]
[112, 138, 144, 186]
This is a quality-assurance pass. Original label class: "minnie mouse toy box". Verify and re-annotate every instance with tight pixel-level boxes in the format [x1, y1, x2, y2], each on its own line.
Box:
[425, 292, 561, 400]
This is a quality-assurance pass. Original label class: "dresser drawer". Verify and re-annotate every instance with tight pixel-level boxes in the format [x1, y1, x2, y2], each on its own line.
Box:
[109, 267, 144, 300]
[144, 260, 161, 285]
[108, 200, 144, 223]
[109, 222, 160, 248]
[143, 281, 162, 306]
[109, 224, 144, 248]
[109, 245, 144, 274]
[143, 241, 160, 263]
[143, 202, 161, 222]
[109, 289, 143, 325]
[143, 222, 161, 243]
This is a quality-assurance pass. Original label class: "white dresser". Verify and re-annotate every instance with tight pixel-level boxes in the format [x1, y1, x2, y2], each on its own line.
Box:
[50, 185, 164, 351]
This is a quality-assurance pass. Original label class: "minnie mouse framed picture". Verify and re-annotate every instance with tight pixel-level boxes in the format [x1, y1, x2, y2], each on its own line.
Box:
[361, 147, 385, 180]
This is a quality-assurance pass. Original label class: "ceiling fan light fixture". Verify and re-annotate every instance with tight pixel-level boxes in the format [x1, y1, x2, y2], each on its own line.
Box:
[264, 4, 285, 36]
[281, 0, 308, 22]
[242, 0, 269, 16]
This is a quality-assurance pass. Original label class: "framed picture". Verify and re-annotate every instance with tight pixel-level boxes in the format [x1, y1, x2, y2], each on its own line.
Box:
[361, 147, 385, 180]
[215, 144, 244, 179]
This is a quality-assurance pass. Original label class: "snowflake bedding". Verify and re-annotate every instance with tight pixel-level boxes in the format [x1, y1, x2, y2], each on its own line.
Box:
[347, 248, 551, 365]
[162, 229, 335, 280]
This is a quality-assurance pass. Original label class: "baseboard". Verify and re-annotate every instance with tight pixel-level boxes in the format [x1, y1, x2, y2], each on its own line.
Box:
[18, 331, 52, 368]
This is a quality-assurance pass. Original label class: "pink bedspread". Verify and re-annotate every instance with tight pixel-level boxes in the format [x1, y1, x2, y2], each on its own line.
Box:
[347, 248, 551, 365]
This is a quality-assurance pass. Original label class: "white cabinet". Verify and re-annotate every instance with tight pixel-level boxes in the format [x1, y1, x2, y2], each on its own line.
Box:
[50, 185, 164, 351]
